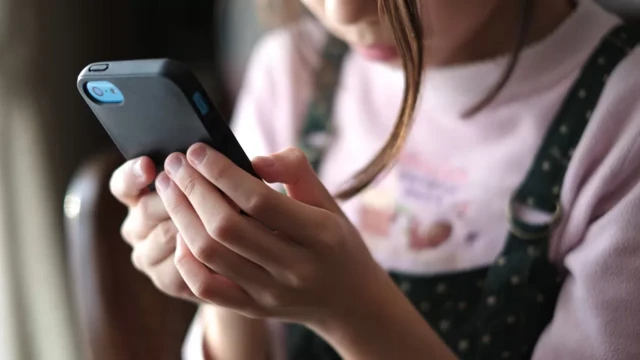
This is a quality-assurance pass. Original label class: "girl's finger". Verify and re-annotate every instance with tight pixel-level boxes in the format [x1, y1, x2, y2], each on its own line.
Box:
[133, 220, 178, 269]
[110, 157, 156, 207]
[149, 256, 197, 302]
[164, 152, 306, 276]
[174, 234, 259, 313]
[157, 173, 274, 294]
[185, 144, 334, 245]
[126, 192, 171, 239]
[253, 147, 342, 214]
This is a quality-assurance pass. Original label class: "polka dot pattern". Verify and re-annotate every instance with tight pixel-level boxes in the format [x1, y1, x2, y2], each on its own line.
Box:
[287, 24, 639, 360]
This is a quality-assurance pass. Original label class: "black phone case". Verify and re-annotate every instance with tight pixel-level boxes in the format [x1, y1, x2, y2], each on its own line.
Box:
[77, 59, 259, 184]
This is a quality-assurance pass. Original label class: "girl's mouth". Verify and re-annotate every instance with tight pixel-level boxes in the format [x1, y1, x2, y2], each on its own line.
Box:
[354, 44, 399, 61]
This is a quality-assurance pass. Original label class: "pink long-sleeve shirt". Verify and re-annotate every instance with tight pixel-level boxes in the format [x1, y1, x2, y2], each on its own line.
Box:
[184, 1, 640, 358]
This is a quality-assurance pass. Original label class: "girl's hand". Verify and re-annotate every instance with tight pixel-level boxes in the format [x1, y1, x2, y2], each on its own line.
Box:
[112, 157, 272, 360]
[156, 144, 387, 326]
[109, 157, 196, 302]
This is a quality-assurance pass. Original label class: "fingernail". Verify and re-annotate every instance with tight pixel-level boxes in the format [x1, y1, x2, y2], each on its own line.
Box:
[188, 144, 208, 165]
[156, 172, 171, 191]
[166, 155, 183, 174]
[255, 156, 276, 168]
[133, 159, 144, 179]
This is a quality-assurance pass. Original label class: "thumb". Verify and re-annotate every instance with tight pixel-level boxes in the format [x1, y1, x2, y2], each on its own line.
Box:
[252, 148, 342, 214]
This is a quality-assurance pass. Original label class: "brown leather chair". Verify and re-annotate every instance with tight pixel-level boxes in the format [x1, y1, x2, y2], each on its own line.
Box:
[64, 150, 197, 360]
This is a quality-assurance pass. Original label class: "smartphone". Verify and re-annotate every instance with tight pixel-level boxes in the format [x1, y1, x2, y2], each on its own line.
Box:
[77, 58, 258, 183]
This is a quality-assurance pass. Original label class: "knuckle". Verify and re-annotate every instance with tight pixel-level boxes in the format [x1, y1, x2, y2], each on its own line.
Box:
[286, 264, 315, 289]
[108, 168, 124, 198]
[242, 307, 269, 320]
[316, 214, 342, 251]
[109, 161, 138, 199]
[120, 216, 135, 244]
[258, 288, 284, 309]
[191, 240, 218, 265]
[246, 191, 271, 216]
[208, 158, 231, 182]
[130, 249, 145, 271]
[320, 211, 339, 229]
[136, 195, 153, 218]
[108, 178, 119, 199]
[287, 147, 308, 165]
[153, 269, 188, 299]
[166, 198, 187, 218]
[173, 282, 194, 300]
[319, 233, 341, 255]
[182, 176, 198, 198]
[206, 213, 238, 241]
[191, 278, 214, 300]
[150, 276, 171, 296]
[173, 248, 191, 269]
[156, 221, 177, 248]
[323, 232, 343, 253]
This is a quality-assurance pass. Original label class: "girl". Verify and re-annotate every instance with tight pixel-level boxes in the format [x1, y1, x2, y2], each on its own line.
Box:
[109, 0, 640, 359]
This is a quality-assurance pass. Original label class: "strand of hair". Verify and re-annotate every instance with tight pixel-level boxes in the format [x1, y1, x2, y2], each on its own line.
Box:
[336, 0, 423, 200]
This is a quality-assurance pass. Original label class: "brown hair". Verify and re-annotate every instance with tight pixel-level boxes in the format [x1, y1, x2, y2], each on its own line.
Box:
[335, 0, 425, 200]
[336, 0, 533, 200]
[262, 0, 533, 200]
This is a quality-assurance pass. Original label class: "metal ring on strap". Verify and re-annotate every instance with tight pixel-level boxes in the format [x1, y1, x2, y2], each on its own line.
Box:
[506, 199, 563, 240]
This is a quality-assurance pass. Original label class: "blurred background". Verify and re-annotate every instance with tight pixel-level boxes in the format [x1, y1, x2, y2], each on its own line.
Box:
[0, 1, 267, 359]
[0, 0, 637, 359]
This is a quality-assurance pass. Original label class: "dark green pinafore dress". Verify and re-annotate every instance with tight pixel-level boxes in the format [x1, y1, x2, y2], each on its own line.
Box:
[287, 24, 639, 360]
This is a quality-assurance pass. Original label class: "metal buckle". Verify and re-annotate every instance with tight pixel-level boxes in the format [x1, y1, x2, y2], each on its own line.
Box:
[506, 199, 563, 240]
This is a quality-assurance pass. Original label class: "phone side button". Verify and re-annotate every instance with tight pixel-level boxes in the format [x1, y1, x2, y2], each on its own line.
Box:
[89, 64, 109, 72]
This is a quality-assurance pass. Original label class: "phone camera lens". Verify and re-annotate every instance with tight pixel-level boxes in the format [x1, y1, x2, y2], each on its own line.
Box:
[86, 81, 123, 104]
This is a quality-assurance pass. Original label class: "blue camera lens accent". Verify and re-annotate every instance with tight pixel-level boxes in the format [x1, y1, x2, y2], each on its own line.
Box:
[86, 81, 124, 104]
[192, 92, 209, 116]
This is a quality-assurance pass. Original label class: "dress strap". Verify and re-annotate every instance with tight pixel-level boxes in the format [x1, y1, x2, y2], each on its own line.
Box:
[512, 25, 640, 214]
[298, 35, 350, 173]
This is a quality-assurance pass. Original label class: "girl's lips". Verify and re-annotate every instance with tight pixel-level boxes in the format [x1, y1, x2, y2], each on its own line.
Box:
[354, 44, 399, 62]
